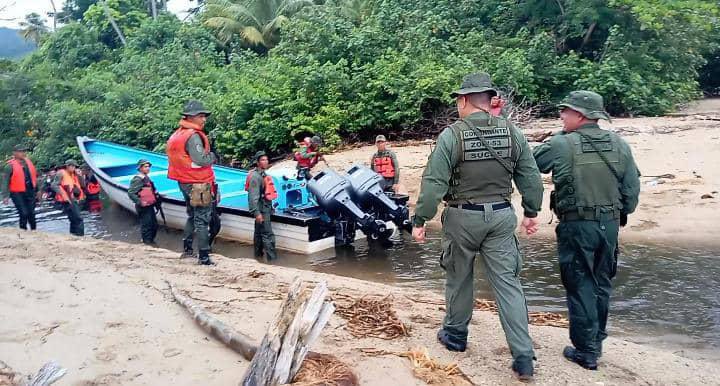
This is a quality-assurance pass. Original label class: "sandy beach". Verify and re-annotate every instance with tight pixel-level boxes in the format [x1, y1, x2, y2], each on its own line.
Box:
[1, 228, 719, 385]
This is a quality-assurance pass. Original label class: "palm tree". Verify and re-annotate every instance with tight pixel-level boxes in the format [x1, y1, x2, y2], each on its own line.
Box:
[202, 0, 313, 49]
[19, 13, 50, 45]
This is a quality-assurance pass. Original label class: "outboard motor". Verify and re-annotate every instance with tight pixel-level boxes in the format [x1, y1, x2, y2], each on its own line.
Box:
[344, 164, 412, 233]
[307, 169, 391, 245]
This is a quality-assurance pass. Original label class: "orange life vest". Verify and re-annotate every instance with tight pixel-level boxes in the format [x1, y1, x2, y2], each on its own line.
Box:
[86, 179, 101, 195]
[166, 120, 215, 184]
[244, 170, 278, 201]
[55, 170, 85, 203]
[137, 176, 157, 207]
[7, 157, 37, 193]
[295, 145, 319, 169]
[373, 155, 395, 178]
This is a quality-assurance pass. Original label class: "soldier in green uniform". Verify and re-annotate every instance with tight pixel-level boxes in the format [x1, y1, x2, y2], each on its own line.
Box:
[413, 73, 544, 381]
[127, 159, 159, 245]
[247, 151, 278, 260]
[533, 91, 640, 370]
[370, 135, 400, 192]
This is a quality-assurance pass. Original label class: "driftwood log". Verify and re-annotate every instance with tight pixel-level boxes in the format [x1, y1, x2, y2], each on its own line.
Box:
[166, 281, 257, 361]
[241, 278, 335, 386]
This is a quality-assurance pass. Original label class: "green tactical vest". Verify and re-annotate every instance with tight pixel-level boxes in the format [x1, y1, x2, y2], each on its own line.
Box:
[555, 128, 623, 216]
[445, 115, 517, 204]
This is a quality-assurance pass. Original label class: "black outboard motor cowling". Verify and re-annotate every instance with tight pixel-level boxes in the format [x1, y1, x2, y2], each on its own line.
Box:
[345, 164, 412, 233]
[307, 169, 391, 243]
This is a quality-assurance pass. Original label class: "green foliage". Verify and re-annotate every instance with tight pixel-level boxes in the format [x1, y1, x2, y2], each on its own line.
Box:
[1, 0, 718, 168]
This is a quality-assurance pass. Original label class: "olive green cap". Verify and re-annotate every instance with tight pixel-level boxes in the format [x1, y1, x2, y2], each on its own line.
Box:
[13, 144, 28, 152]
[181, 100, 211, 117]
[450, 73, 498, 98]
[558, 90, 612, 122]
[253, 150, 267, 163]
[375, 135, 387, 143]
[310, 136, 322, 145]
[137, 159, 152, 169]
[65, 159, 78, 167]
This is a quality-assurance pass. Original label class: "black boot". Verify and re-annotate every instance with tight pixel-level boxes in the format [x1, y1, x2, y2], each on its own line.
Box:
[437, 329, 466, 352]
[198, 249, 215, 266]
[511, 356, 534, 382]
[180, 239, 194, 258]
[563, 346, 598, 370]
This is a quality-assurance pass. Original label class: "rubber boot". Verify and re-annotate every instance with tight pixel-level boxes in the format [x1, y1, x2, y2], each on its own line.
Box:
[198, 249, 215, 266]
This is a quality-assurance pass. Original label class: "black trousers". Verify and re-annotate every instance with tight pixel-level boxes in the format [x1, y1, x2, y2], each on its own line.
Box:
[10, 192, 36, 230]
[137, 205, 158, 244]
[63, 201, 85, 236]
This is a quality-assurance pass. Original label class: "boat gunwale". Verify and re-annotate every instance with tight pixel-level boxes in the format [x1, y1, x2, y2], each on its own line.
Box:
[76, 136, 322, 227]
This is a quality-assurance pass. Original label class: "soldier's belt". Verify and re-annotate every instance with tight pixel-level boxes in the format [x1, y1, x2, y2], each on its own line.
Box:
[448, 202, 511, 211]
[560, 208, 620, 222]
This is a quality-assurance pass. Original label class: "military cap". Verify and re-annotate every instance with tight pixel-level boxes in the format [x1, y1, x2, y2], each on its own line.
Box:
[310, 136, 322, 145]
[558, 91, 611, 121]
[137, 159, 152, 169]
[450, 73, 498, 98]
[375, 135, 387, 143]
[12, 144, 28, 152]
[181, 100, 211, 117]
[65, 159, 79, 167]
[253, 150, 267, 163]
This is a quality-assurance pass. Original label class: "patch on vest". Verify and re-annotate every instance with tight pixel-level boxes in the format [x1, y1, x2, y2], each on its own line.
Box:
[581, 140, 612, 153]
[460, 126, 511, 162]
[461, 127, 509, 139]
[464, 148, 511, 161]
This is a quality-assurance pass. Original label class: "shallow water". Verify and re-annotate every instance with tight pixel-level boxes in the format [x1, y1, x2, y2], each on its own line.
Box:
[2, 198, 719, 358]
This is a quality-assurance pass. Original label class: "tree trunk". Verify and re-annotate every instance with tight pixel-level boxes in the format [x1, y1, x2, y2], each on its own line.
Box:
[49, 0, 57, 31]
[241, 278, 335, 386]
[150, 0, 158, 20]
[102, 1, 127, 46]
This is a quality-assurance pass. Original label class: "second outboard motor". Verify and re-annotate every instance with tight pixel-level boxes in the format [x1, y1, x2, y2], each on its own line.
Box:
[344, 164, 412, 233]
[307, 169, 391, 244]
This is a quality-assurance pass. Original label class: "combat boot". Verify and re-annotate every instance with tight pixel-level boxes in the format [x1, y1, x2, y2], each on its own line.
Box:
[437, 329, 467, 352]
[198, 249, 216, 266]
[511, 356, 534, 382]
[563, 346, 598, 370]
[180, 239, 194, 258]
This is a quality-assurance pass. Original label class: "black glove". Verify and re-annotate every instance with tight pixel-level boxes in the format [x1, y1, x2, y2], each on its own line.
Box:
[620, 212, 628, 227]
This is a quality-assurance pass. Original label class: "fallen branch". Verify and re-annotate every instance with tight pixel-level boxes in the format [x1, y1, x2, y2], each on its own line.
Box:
[166, 281, 257, 360]
[335, 295, 409, 340]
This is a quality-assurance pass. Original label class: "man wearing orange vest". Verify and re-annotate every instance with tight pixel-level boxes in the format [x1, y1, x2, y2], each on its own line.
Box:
[2, 144, 38, 230]
[51, 159, 85, 236]
[128, 159, 160, 245]
[246, 151, 278, 260]
[166, 100, 217, 265]
[370, 135, 400, 193]
[295, 135, 324, 180]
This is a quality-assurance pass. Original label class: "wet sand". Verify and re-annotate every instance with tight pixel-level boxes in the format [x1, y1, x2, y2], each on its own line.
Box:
[2, 228, 719, 385]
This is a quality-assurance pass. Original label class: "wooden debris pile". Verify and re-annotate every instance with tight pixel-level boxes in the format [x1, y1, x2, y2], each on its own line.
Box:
[291, 352, 359, 386]
[359, 347, 472, 386]
[334, 294, 409, 339]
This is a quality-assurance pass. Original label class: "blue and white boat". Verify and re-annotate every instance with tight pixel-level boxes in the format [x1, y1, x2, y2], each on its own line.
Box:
[77, 136, 339, 254]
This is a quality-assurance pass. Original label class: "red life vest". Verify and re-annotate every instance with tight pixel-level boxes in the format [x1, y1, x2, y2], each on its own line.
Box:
[137, 176, 157, 207]
[7, 157, 37, 193]
[55, 170, 85, 203]
[244, 170, 278, 201]
[373, 155, 395, 178]
[295, 145, 319, 169]
[166, 121, 215, 184]
[86, 181, 101, 195]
